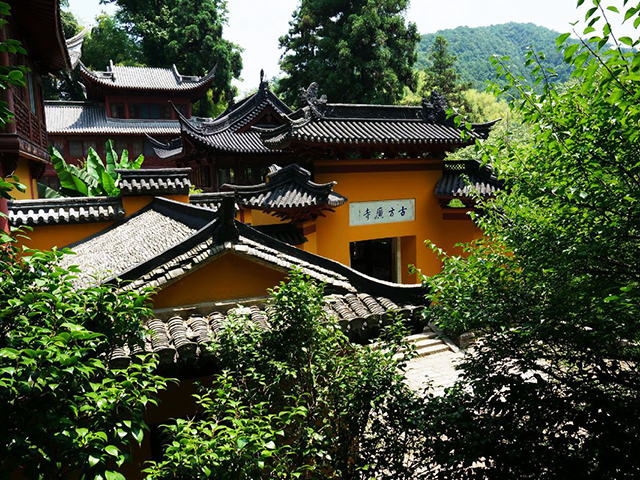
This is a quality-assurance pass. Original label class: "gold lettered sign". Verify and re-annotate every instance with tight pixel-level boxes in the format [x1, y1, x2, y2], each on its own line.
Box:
[349, 199, 415, 226]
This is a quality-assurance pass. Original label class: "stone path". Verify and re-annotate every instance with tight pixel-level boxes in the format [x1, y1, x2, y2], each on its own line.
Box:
[402, 326, 464, 396]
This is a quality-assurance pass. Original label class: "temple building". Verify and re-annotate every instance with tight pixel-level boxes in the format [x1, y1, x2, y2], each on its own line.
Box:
[153, 70, 296, 189]
[7, 167, 438, 477]
[4, 1, 498, 477]
[42, 61, 216, 188]
[152, 81, 500, 279]
[0, 0, 74, 232]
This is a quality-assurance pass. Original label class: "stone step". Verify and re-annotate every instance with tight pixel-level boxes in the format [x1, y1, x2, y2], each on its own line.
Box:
[405, 331, 438, 343]
[394, 342, 450, 360]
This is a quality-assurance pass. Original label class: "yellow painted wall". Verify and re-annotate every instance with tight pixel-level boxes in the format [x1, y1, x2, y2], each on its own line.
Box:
[122, 194, 189, 217]
[12, 159, 36, 200]
[153, 251, 287, 309]
[314, 158, 481, 280]
[250, 208, 288, 226]
[19, 221, 116, 251]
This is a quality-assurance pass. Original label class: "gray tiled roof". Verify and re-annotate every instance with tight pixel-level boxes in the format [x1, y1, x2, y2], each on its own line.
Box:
[8, 196, 125, 227]
[221, 164, 346, 221]
[45, 102, 181, 135]
[61, 208, 200, 287]
[127, 233, 357, 294]
[117, 168, 191, 196]
[258, 87, 496, 151]
[62, 197, 423, 307]
[66, 28, 86, 69]
[159, 78, 291, 157]
[260, 111, 490, 150]
[434, 160, 503, 202]
[188, 192, 226, 212]
[80, 62, 216, 92]
[110, 294, 423, 367]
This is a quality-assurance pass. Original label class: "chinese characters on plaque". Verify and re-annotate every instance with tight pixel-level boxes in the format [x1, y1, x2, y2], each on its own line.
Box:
[349, 199, 415, 226]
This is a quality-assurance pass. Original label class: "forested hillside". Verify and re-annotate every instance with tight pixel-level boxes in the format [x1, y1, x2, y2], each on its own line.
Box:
[418, 23, 577, 88]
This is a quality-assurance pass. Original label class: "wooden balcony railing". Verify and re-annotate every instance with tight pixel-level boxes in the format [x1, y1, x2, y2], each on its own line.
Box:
[13, 96, 48, 150]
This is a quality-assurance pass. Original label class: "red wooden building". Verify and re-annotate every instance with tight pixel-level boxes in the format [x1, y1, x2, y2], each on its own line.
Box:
[0, 0, 72, 228]
[43, 61, 216, 188]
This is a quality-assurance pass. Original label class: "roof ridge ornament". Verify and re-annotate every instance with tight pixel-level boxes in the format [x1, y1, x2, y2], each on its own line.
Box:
[260, 68, 266, 88]
[300, 82, 327, 119]
[172, 64, 183, 84]
[213, 193, 239, 244]
[422, 90, 449, 123]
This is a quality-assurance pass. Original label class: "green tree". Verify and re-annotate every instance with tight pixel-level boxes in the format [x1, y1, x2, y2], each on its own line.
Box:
[277, 0, 419, 106]
[43, 3, 85, 101]
[145, 271, 425, 479]
[0, 235, 169, 478]
[416, 23, 579, 90]
[0, 13, 166, 477]
[419, 2, 640, 477]
[420, 35, 471, 109]
[81, 13, 144, 71]
[445, 88, 531, 160]
[102, 0, 242, 105]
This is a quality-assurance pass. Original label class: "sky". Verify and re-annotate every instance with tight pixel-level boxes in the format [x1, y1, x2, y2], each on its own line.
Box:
[68, 0, 636, 96]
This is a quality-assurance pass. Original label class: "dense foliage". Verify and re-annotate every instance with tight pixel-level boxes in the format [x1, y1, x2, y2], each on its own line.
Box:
[145, 272, 425, 479]
[277, 0, 419, 106]
[101, 0, 242, 108]
[81, 13, 145, 71]
[0, 234, 168, 479]
[419, 2, 640, 477]
[418, 22, 578, 89]
[43, 2, 85, 102]
[419, 36, 471, 109]
[39, 140, 144, 198]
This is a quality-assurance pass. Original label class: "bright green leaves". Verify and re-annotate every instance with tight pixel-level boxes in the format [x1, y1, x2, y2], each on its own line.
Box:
[0, 240, 168, 478]
[418, 1, 640, 477]
[44, 140, 144, 198]
[277, 0, 419, 106]
[145, 271, 423, 479]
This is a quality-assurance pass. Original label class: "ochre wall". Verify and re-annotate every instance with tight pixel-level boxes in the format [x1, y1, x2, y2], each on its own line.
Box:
[12, 159, 36, 200]
[314, 158, 481, 280]
[153, 252, 286, 309]
[250, 208, 288, 226]
[19, 221, 116, 251]
[122, 194, 189, 217]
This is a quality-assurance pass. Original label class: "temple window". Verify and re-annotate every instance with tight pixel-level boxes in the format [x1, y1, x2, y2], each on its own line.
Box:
[110, 102, 125, 118]
[129, 103, 172, 119]
[143, 140, 156, 157]
[131, 140, 143, 158]
[175, 104, 188, 117]
[218, 167, 235, 186]
[68, 140, 83, 157]
[27, 73, 36, 114]
[115, 140, 129, 156]
[83, 141, 97, 156]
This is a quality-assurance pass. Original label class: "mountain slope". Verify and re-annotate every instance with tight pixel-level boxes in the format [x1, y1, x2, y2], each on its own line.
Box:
[417, 23, 576, 88]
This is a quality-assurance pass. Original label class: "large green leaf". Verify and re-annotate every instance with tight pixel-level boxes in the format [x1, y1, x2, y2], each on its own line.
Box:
[101, 169, 119, 197]
[50, 147, 88, 196]
[118, 149, 129, 170]
[85, 147, 104, 185]
[36, 182, 62, 199]
[67, 164, 99, 195]
[105, 139, 118, 175]
[131, 154, 145, 169]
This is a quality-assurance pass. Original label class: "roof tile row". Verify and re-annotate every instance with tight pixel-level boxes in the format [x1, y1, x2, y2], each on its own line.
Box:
[8, 196, 125, 227]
